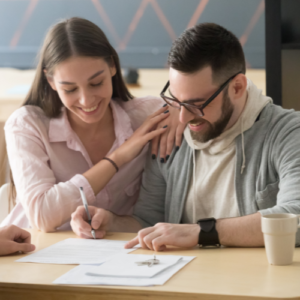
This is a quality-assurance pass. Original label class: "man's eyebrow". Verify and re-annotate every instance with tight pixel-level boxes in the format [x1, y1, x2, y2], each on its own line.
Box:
[58, 70, 104, 85]
[169, 89, 206, 103]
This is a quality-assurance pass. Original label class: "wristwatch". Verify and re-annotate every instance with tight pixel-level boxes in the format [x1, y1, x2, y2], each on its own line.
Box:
[197, 218, 221, 247]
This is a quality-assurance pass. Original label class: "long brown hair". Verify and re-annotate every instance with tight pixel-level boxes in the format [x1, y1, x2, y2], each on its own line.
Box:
[25, 17, 132, 116]
[9, 17, 133, 205]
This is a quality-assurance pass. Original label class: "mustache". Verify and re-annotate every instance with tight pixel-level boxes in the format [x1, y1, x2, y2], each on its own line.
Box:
[188, 118, 210, 126]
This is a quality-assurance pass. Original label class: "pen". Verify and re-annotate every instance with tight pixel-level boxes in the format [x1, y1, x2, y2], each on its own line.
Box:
[79, 187, 96, 239]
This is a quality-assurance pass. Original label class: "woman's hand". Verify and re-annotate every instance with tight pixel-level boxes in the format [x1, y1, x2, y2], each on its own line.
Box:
[109, 106, 170, 167]
[0, 225, 35, 256]
[151, 105, 186, 162]
[71, 206, 113, 239]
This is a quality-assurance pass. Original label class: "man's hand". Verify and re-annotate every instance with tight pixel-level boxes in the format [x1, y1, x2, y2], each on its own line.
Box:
[0, 225, 35, 256]
[125, 223, 200, 251]
[71, 206, 113, 239]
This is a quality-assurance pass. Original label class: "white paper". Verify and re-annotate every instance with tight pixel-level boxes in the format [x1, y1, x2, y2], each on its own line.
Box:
[86, 254, 183, 278]
[53, 256, 195, 286]
[16, 238, 135, 265]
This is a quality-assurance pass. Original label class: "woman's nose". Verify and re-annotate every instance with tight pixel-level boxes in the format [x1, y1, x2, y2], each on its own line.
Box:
[79, 91, 92, 106]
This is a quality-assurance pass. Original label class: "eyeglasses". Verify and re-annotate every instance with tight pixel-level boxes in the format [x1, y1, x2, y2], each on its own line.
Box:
[160, 72, 242, 117]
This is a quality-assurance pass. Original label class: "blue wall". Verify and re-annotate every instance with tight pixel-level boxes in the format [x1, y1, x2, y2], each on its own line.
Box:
[0, 0, 265, 69]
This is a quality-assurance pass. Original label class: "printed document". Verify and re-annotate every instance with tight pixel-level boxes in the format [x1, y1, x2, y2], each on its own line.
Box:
[53, 256, 195, 286]
[17, 238, 135, 265]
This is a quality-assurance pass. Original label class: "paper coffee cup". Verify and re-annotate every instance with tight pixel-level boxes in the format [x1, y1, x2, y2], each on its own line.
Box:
[261, 213, 300, 265]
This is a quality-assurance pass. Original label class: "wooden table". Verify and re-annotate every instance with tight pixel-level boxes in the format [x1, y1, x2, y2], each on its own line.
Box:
[0, 230, 300, 300]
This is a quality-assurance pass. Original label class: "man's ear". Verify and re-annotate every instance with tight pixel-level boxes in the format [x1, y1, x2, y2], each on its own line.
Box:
[44, 69, 57, 91]
[231, 73, 247, 100]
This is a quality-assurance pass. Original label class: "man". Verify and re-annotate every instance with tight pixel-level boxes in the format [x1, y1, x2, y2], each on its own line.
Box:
[71, 23, 300, 250]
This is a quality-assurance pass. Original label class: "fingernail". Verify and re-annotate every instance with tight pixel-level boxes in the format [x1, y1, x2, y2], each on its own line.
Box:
[152, 154, 156, 159]
[166, 155, 170, 161]
[163, 103, 168, 107]
[160, 158, 164, 163]
[163, 125, 168, 129]
[164, 110, 169, 114]
[176, 146, 180, 151]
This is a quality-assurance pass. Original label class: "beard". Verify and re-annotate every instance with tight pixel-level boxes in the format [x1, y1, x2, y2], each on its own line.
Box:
[190, 90, 234, 143]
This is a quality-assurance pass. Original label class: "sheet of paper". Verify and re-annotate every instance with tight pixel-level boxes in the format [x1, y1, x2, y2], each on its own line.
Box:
[16, 238, 135, 265]
[86, 254, 183, 278]
[87, 254, 181, 278]
[53, 256, 195, 286]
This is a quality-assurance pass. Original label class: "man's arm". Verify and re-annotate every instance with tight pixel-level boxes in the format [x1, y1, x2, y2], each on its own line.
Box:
[216, 212, 263, 247]
[125, 212, 264, 250]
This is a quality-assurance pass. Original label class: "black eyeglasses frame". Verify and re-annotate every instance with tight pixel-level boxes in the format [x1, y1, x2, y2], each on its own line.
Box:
[160, 72, 242, 117]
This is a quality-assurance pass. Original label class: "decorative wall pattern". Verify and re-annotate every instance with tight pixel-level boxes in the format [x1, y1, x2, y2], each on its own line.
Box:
[0, 0, 265, 69]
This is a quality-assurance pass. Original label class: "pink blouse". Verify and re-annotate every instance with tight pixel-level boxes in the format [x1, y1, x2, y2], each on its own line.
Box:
[1, 96, 163, 231]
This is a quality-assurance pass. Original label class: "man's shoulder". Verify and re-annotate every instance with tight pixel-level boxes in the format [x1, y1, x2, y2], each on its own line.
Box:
[255, 103, 300, 135]
[260, 103, 300, 122]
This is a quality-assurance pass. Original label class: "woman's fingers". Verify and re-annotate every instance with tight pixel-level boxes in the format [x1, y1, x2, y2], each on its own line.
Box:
[140, 126, 168, 145]
[151, 135, 159, 159]
[139, 111, 169, 135]
[163, 128, 175, 160]
[147, 104, 169, 120]
[158, 130, 168, 162]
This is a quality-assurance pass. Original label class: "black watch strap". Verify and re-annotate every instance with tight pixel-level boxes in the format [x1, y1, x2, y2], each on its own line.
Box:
[197, 218, 220, 247]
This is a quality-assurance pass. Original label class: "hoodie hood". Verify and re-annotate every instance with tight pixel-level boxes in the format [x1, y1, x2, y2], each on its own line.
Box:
[184, 79, 272, 155]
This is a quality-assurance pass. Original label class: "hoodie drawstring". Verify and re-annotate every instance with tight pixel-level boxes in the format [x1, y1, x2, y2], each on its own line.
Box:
[241, 114, 246, 174]
[192, 148, 196, 224]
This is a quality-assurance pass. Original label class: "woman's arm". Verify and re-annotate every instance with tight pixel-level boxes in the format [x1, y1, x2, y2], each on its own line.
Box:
[83, 106, 170, 194]
[6, 107, 169, 232]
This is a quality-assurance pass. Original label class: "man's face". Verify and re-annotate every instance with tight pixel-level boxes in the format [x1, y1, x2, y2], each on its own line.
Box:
[169, 66, 234, 143]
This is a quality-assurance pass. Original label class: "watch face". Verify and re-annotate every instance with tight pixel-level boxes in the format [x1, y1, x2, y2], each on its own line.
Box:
[198, 218, 216, 232]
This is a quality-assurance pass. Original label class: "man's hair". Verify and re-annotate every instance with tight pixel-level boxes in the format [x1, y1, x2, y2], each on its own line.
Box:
[168, 23, 246, 84]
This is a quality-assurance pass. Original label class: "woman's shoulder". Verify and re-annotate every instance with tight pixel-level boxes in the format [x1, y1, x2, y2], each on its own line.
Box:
[120, 95, 163, 113]
[5, 105, 50, 132]
[118, 96, 164, 129]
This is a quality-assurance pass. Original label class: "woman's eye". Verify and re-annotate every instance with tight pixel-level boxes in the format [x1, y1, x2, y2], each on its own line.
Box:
[64, 88, 77, 93]
[91, 81, 103, 87]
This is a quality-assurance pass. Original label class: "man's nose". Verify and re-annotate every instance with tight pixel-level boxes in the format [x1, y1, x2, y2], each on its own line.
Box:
[179, 106, 195, 124]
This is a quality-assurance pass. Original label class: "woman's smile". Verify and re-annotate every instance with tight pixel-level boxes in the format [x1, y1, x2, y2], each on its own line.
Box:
[79, 102, 101, 115]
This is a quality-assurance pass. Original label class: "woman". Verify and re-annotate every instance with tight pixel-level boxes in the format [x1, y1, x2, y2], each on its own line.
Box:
[1, 17, 182, 232]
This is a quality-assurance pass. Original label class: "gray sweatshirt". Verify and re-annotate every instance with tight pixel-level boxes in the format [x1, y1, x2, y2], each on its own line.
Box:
[133, 102, 300, 244]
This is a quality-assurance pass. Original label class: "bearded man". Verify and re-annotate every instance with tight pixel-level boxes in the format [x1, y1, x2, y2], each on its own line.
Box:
[71, 23, 300, 250]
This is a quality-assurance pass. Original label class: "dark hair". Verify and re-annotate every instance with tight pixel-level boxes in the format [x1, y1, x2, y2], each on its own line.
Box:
[168, 23, 246, 84]
[8, 17, 133, 206]
[24, 17, 133, 117]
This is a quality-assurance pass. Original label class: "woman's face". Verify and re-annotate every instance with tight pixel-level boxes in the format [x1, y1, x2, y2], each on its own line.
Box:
[47, 56, 116, 125]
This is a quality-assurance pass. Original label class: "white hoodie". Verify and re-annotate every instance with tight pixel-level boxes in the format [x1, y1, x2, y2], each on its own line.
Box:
[182, 79, 272, 223]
